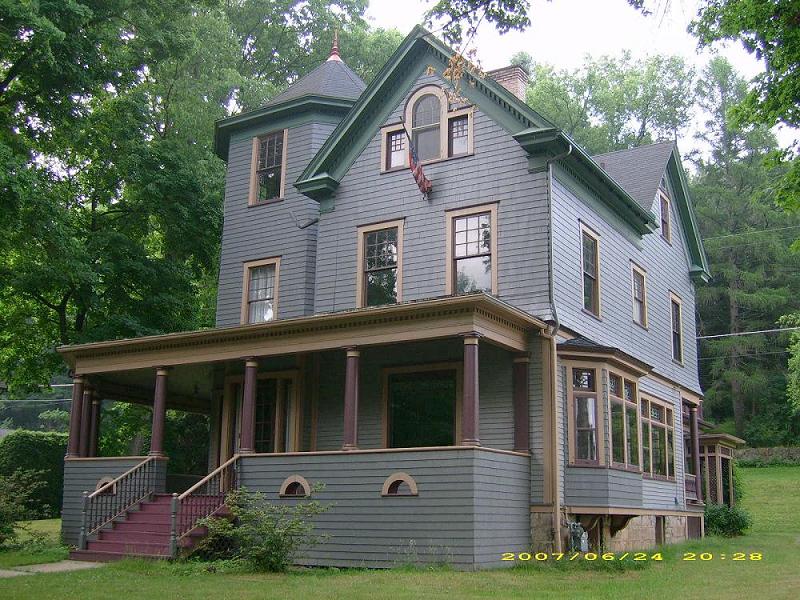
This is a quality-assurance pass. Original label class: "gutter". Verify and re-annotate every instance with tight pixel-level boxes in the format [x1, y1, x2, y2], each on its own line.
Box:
[545, 143, 572, 553]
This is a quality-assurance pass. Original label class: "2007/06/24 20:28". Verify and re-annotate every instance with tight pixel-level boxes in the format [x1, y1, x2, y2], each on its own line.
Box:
[501, 552, 764, 561]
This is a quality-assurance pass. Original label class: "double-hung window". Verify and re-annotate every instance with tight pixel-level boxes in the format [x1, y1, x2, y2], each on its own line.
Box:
[641, 396, 675, 478]
[609, 373, 640, 469]
[581, 225, 600, 316]
[572, 367, 598, 463]
[241, 258, 280, 324]
[659, 185, 672, 243]
[631, 264, 647, 327]
[670, 293, 683, 363]
[446, 204, 498, 295]
[249, 130, 287, 205]
[356, 220, 404, 308]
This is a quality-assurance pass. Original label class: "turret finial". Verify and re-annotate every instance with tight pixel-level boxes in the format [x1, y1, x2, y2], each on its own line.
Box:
[328, 29, 342, 62]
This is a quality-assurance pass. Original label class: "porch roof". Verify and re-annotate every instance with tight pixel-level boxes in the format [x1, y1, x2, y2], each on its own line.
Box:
[58, 294, 547, 375]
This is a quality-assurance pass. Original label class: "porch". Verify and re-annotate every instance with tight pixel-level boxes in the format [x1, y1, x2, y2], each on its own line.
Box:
[58, 294, 545, 567]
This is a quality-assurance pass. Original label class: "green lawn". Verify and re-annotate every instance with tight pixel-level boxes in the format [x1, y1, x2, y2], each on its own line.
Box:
[1, 467, 798, 598]
[0, 519, 68, 568]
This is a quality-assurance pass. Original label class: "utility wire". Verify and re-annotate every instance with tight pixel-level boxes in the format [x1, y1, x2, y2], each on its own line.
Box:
[698, 350, 790, 361]
[703, 225, 800, 242]
[697, 326, 800, 340]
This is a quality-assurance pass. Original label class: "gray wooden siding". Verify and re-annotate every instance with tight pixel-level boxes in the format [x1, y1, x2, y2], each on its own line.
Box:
[313, 72, 552, 320]
[550, 166, 700, 394]
[312, 339, 517, 453]
[238, 447, 529, 568]
[61, 457, 163, 545]
[215, 121, 337, 327]
[564, 466, 643, 508]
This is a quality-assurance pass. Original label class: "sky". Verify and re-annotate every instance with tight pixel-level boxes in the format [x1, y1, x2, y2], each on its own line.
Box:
[364, 0, 795, 154]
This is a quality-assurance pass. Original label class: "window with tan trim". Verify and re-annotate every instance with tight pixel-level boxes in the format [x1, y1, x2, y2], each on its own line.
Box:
[445, 203, 498, 295]
[659, 188, 671, 243]
[380, 86, 474, 172]
[580, 224, 600, 317]
[631, 263, 648, 328]
[641, 395, 675, 479]
[570, 366, 599, 463]
[356, 219, 404, 308]
[670, 292, 683, 364]
[249, 129, 288, 205]
[608, 373, 640, 469]
[241, 257, 280, 324]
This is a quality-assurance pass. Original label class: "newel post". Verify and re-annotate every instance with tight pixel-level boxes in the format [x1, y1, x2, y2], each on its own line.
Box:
[169, 493, 179, 557]
[78, 491, 89, 550]
[461, 333, 481, 446]
[66, 375, 85, 458]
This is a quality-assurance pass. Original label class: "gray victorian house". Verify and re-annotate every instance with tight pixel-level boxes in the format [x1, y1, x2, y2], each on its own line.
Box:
[59, 26, 712, 568]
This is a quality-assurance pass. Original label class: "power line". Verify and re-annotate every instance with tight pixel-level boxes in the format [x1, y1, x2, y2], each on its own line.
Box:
[703, 225, 800, 242]
[698, 350, 790, 361]
[697, 326, 800, 340]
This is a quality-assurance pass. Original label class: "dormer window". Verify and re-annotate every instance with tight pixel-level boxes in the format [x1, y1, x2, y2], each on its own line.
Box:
[380, 86, 473, 172]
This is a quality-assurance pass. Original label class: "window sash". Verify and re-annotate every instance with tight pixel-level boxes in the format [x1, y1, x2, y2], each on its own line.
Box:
[641, 397, 675, 478]
[632, 269, 646, 325]
[574, 394, 598, 462]
[581, 231, 599, 314]
[256, 132, 284, 202]
[609, 375, 640, 468]
[246, 264, 276, 323]
[387, 131, 405, 169]
[660, 195, 671, 241]
[448, 115, 469, 157]
[453, 212, 492, 294]
[671, 299, 683, 362]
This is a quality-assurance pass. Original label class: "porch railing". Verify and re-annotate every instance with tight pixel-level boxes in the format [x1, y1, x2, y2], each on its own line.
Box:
[685, 473, 698, 501]
[79, 456, 161, 549]
[170, 454, 240, 556]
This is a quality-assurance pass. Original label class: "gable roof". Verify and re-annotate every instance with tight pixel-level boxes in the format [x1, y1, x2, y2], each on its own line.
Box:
[594, 141, 710, 281]
[593, 141, 675, 211]
[265, 58, 366, 107]
[293, 26, 658, 236]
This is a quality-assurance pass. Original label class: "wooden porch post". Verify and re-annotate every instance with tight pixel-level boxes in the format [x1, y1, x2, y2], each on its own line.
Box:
[149, 367, 169, 456]
[461, 333, 480, 446]
[66, 375, 85, 458]
[690, 405, 702, 501]
[513, 354, 530, 452]
[89, 396, 102, 457]
[79, 385, 93, 457]
[342, 347, 360, 450]
[239, 358, 258, 454]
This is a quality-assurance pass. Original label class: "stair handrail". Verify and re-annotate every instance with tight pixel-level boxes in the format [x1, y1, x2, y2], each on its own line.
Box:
[78, 455, 161, 549]
[170, 454, 240, 556]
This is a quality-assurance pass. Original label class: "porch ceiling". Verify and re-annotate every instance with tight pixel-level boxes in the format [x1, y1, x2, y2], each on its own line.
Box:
[59, 294, 547, 375]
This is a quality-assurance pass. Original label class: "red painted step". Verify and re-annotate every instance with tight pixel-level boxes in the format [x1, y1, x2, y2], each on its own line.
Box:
[86, 539, 170, 555]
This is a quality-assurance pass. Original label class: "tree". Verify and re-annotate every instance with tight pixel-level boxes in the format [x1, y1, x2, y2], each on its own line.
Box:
[692, 57, 800, 442]
[521, 53, 695, 154]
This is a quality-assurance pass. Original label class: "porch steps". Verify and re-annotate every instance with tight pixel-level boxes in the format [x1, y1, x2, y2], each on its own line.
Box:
[69, 493, 224, 563]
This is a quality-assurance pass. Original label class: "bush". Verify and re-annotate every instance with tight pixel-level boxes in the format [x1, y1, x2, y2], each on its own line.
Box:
[0, 470, 47, 545]
[0, 430, 67, 517]
[704, 503, 752, 537]
[192, 487, 329, 572]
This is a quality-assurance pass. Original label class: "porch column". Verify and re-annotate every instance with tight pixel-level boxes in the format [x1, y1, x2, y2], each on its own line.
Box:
[461, 333, 480, 446]
[513, 354, 530, 452]
[690, 405, 702, 501]
[342, 347, 360, 450]
[149, 367, 169, 456]
[66, 375, 85, 458]
[79, 385, 93, 457]
[239, 357, 258, 454]
[89, 396, 102, 457]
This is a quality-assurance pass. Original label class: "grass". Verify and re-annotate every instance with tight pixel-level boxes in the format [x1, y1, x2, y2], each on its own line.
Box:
[1, 467, 798, 598]
[0, 519, 68, 568]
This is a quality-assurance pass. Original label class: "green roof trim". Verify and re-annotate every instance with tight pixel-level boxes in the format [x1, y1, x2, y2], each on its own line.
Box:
[666, 147, 711, 281]
[213, 95, 356, 160]
[294, 25, 555, 196]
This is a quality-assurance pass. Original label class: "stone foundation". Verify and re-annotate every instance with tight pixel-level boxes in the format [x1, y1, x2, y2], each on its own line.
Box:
[531, 511, 557, 552]
[604, 515, 688, 551]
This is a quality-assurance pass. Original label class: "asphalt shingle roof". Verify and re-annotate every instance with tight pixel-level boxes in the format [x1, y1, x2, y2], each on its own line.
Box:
[592, 141, 675, 211]
[265, 59, 366, 107]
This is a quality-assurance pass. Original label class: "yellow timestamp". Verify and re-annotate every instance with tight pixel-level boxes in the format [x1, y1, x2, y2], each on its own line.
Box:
[683, 552, 763, 561]
[501, 552, 664, 562]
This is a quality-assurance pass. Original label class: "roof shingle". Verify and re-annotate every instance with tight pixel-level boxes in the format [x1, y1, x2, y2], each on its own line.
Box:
[265, 59, 366, 107]
[592, 141, 675, 211]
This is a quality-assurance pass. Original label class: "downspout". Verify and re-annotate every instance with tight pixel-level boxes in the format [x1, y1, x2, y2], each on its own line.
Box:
[545, 143, 572, 553]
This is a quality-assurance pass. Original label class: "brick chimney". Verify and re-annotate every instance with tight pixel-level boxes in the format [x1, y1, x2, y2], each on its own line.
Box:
[487, 65, 529, 100]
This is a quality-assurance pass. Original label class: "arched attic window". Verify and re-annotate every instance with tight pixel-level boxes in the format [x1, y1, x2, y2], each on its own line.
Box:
[381, 472, 419, 497]
[412, 93, 442, 162]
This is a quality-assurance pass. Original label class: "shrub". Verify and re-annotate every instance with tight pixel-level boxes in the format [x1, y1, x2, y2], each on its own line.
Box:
[0, 430, 67, 517]
[704, 503, 752, 537]
[193, 487, 329, 572]
[0, 470, 47, 545]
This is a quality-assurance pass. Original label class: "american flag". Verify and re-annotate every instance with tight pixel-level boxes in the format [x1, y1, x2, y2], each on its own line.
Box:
[404, 126, 432, 197]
